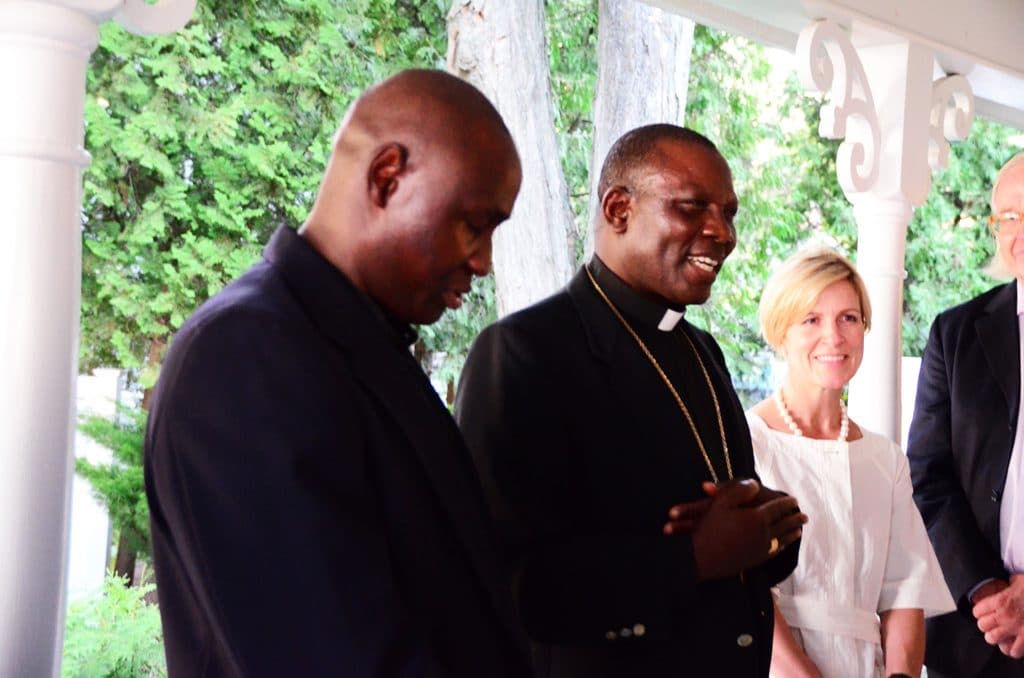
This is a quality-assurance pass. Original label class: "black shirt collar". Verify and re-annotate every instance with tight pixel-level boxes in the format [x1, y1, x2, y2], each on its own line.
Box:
[587, 255, 685, 332]
[266, 225, 418, 350]
[343, 273, 419, 351]
[392, 316, 419, 349]
[365, 294, 419, 349]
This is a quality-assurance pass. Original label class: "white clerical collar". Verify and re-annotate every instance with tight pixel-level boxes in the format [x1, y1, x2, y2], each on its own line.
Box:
[1017, 278, 1024, 316]
[587, 256, 688, 331]
[657, 309, 684, 332]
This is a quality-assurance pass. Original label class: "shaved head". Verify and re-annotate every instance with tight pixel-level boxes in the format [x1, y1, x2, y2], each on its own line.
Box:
[301, 69, 521, 325]
[597, 124, 718, 204]
[334, 69, 513, 165]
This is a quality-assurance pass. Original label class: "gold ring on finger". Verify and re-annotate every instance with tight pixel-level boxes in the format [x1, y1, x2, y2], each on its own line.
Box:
[768, 537, 780, 556]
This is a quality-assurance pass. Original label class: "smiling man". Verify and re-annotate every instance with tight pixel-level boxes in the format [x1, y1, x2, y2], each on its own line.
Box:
[144, 69, 530, 677]
[455, 124, 804, 677]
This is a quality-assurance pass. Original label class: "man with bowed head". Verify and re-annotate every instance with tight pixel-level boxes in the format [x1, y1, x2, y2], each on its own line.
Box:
[456, 124, 806, 677]
[145, 69, 531, 676]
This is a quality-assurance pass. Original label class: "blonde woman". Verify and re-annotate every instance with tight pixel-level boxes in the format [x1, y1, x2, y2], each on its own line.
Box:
[747, 248, 954, 678]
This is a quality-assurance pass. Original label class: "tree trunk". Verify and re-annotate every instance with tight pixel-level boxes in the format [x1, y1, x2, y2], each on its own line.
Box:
[140, 336, 165, 411]
[584, 0, 695, 256]
[112, 529, 137, 586]
[448, 0, 575, 317]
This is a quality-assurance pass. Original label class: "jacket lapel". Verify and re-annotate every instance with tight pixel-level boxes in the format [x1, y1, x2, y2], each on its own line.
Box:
[566, 268, 718, 491]
[567, 267, 621, 364]
[348, 352, 524, 636]
[976, 282, 1021, 426]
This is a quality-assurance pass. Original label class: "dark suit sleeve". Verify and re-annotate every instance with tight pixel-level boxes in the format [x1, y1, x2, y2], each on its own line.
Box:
[906, 314, 1007, 609]
[146, 311, 447, 676]
[456, 322, 700, 645]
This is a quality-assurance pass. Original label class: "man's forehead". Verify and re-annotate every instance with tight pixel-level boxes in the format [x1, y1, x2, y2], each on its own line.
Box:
[433, 129, 519, 181]
[995, 164, 1024, 207]
[656, 137, 727, 166]
[642, 141, 734, 194]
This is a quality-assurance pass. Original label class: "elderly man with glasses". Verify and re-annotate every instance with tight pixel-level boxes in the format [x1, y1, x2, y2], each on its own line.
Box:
[908, 151, 1024, 678]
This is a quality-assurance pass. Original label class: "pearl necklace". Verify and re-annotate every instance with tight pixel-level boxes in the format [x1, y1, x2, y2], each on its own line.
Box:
[773, 390, 848, 442]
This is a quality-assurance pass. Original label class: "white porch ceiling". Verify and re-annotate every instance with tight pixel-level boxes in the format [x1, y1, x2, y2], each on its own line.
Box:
[649, 0, 1024, 130]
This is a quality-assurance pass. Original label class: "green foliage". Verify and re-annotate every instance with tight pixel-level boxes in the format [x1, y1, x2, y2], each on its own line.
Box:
[62, 573, 165, 678]
[546, 0, 599, 258]
[81, 0, 447, 386]
[903, 117, 1016, 353]
[76, 406, 150, 559]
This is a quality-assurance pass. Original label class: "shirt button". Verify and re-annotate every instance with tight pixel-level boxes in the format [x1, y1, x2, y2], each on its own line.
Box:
[737, 633, 754, 647]
[633, 623, 646, 637]
[620, 627, 633, 638]
[604, 630, 617, 640]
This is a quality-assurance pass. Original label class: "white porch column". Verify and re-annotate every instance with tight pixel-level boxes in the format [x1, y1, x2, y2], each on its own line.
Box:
[851, 199, 911, 439]
[0, 2, 193, 675]
[798, 20, 974, 441]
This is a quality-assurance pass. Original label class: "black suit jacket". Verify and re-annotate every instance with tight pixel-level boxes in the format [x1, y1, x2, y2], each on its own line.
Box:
[455, 268, 798, 678]
[145, 226, 531, 677]
[908, 281, 1024, 677]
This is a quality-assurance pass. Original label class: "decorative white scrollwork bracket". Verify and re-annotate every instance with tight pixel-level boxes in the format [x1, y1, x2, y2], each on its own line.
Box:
[115, 0, 196, 36]
[794, 20, 977, 446]
[797, 20, 881, 197]
[929, 75, 975, 171]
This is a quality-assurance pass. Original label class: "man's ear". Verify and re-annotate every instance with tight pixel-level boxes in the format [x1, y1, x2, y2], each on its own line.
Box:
[368, 143, 408, 208]
[601, 186, 632, 234]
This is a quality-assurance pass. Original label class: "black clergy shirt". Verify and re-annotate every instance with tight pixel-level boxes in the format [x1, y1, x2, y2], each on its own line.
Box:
[587, 255, 732, 483]
[456, 260, 799, 678]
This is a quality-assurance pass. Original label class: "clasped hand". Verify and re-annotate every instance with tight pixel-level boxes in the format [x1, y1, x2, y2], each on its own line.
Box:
[662, 478, 807, 581]
[974, 574, 1024, 658]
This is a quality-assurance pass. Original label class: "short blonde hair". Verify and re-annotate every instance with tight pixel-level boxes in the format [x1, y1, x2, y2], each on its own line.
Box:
[986, 151, 1024, 279]
[759, 247, 872, 350]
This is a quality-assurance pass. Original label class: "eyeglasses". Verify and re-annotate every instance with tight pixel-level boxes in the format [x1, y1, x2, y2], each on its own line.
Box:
[988, 210, 1023, 236]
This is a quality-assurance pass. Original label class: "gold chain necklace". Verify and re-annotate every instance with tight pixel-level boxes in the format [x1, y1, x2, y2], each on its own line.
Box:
[585, 266, 733, 483]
